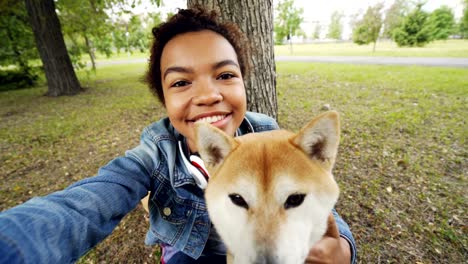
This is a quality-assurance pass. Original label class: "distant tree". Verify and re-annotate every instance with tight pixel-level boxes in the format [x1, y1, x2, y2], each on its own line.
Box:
[151, 11, 163, 27]
[0, 0, 39, 86]
[383, 0, 407, 39]
[25, 0, 82, 96]
[427, 6, 455, 40]
[111, 17, 129, 54]
[274, 0, 304, 45]
[144, 12, 163, 48]
[352, 2, 384, 52]
[111, 12, 158, 55]
[348, 11, 362, 32]
[393, 3, 432, 47]
[109, 1, 162, 55]
[312, 22, 321, 39]
[327, 11, 344, 40]
[127, 15, 151, 52]
[57, 0, 114, 71]
[58, 0, 161, 70]
[462, 0, 468, 38]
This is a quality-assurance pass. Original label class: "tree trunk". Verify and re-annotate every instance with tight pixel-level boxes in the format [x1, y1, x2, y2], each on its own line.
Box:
[25, 0, 82, 96]
[187, 0, 278, 120]
[84, 34, 96, 71]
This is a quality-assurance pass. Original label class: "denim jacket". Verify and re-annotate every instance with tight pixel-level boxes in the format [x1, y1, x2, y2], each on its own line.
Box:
[0, 112, 356, 264]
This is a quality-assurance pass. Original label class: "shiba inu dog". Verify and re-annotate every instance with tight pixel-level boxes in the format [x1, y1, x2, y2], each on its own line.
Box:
[195, 111, 341, 264]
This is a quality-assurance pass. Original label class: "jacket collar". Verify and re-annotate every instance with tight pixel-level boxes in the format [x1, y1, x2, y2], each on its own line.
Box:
[172, 116, 255, 188]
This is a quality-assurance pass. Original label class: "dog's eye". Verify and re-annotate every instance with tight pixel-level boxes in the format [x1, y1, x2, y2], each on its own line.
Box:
[228, 194, 249, 210]
[284, 194, 306, 209]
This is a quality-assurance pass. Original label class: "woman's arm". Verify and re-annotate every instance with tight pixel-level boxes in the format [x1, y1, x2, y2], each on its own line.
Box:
[333, 209, 357, 263]
[0, 135, 158, 263]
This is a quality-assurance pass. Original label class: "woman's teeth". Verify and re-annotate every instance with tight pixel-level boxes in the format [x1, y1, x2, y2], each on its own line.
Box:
[195, 115, 226, 124]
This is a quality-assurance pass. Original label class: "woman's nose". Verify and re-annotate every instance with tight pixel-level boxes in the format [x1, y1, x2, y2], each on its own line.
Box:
[192, 79, 223, 106]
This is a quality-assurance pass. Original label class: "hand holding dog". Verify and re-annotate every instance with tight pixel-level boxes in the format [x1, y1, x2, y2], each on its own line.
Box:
[305, 214, 352, 264]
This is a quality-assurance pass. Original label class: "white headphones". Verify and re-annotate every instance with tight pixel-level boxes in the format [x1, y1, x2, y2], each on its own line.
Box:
[178, 141, 210, 189]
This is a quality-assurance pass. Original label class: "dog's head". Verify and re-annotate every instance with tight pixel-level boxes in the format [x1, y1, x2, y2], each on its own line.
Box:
[195, 111, 341, 264]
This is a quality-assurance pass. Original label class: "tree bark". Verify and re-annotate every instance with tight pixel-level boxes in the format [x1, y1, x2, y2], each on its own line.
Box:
[24, 0, 82, 96]
[187, 0, 278, 120]
[84, 34, 96, 71]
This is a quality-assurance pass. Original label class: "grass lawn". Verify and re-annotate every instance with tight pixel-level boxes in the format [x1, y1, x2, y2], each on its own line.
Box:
[276, 62, 467, 263]
[275, 39, 468, 57]
[0, 61, 466, 263]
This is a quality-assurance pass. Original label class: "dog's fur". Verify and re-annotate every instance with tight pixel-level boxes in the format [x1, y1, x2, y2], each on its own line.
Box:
[195, 111, 341, 264]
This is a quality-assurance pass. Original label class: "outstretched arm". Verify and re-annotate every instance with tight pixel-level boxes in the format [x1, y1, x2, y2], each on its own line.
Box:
[0, 135, 158, 263]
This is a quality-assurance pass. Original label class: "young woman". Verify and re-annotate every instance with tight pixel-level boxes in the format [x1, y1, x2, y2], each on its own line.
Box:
[0, 7, 356, 264]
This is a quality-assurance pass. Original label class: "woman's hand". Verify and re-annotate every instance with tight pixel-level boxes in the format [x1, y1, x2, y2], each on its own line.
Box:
[305, 213, 351, 264]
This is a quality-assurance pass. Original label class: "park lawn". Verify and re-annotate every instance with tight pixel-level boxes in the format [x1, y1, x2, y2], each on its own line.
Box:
[275, 39, 468, 57]
[93, 50, 148, 61]
[276, 62, 466, 263]
[0, 62, 466, 263]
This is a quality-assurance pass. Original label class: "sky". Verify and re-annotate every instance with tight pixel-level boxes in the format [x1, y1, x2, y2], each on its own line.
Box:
[139, 0, 464, 39]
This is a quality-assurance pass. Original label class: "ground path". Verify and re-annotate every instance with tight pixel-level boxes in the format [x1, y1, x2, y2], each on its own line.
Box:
[275, 56, 468, 68]
[97, 56, 468, 68]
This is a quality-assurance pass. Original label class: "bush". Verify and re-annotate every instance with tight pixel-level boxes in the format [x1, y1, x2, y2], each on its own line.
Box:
[393, 4, 432, 47]
[0, 69, 39, 92]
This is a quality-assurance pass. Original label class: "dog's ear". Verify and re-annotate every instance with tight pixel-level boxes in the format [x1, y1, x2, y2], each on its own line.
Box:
[195, 123, 238, 169]
[291, 111, 340, 170]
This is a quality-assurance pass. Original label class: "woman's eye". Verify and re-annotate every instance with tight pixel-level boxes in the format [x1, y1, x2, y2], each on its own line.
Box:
[217, 73, 235, 80]
[171, 81, 190, 87]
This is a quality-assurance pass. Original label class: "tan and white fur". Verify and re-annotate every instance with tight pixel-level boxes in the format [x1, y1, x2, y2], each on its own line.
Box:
[195, 111, 341, 264]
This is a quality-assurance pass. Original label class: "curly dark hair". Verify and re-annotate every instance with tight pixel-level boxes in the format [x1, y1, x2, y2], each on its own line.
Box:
[145, 7, 251, 107]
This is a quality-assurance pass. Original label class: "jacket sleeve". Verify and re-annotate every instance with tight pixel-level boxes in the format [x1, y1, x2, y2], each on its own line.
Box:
[333, 209, 357, 264]
[0, 133, 159, 264]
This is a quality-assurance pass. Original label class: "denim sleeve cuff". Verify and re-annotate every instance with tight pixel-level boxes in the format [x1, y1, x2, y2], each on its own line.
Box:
[332, 209, 357, 264]
[340, 233, 357, 264]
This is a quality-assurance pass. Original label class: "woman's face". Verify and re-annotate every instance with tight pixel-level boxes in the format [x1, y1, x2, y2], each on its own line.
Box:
[160, 30, 247, 152]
